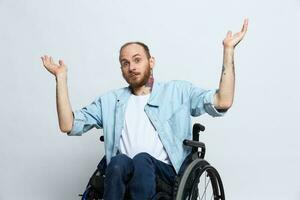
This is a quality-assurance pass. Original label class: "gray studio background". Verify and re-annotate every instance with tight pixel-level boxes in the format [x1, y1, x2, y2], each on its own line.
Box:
[1, 0, 299, 199]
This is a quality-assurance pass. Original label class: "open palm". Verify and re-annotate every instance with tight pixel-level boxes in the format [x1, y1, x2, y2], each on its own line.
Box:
[41, 55, 67, 76]
[223, 18, 249, 49]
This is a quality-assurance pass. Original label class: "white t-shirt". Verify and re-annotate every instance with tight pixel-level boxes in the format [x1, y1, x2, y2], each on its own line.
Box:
[119, 93, 171, 165]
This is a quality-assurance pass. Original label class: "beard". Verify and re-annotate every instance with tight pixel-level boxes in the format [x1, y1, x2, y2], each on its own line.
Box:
[123, 66, 151, 88]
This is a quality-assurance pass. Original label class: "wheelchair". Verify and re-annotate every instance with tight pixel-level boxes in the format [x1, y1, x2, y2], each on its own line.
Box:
[79, 123, 225, 200]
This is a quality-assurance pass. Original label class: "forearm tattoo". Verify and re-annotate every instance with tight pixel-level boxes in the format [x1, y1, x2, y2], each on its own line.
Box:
[220, 55, 235, 83]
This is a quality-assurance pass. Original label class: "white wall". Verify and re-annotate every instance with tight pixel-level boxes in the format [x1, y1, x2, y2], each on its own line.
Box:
[1, 0, 299, 199]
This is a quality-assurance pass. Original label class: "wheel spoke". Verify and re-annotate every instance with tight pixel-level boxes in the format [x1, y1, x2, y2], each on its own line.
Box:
[199, 171, 211, 200]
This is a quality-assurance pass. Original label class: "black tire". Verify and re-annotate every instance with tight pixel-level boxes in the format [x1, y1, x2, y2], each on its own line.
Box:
[175, 159, 225, 200]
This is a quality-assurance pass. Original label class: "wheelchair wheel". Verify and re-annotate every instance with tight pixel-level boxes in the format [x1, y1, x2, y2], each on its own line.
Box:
[175, 159, 225, 200]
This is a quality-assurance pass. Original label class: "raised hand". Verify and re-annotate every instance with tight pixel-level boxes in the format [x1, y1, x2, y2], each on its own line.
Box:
[41, 55, 67, 77]
[223, 18, 249, 49]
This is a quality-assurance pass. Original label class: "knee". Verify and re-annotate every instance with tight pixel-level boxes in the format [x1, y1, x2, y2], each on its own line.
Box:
[107, 154, 132, 175]
[132, 152, 153, 165]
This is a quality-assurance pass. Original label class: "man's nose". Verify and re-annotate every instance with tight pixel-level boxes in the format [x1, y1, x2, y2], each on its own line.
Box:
[129, 63, 137, 71]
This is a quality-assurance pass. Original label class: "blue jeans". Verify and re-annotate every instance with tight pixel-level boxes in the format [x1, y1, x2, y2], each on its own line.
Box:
[101, 152, 176, 200]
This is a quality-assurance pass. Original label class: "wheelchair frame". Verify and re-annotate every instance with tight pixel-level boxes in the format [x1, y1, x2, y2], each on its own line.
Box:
[79, 123, 225, 200]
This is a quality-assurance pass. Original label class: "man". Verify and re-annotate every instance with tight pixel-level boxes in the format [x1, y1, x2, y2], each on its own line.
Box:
[41, 18, 248, 199]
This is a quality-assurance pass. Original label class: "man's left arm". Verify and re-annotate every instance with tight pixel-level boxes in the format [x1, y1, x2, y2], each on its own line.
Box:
[214, 18, 249, 111]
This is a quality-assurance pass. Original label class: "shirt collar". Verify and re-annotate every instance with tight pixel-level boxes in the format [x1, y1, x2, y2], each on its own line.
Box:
[116, 80, 162, 107]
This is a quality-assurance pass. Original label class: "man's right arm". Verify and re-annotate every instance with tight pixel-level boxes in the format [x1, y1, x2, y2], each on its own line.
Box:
[41, 55, 73, 133]
[56, 73, 73, 133]
[42, 55, 103, 135]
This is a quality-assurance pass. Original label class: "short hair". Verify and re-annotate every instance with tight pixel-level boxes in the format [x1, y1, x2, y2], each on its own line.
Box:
[119, 41, 151, 61]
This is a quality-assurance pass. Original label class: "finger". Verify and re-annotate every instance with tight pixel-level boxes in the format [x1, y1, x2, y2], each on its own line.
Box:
[226, 31, 232, 38]
[41, 57, 46, 66]
[235, 19, 248, 40]
[59, 59, 65, 66]
[50, 56, 54, 64]
[241, 18, 249, 33]
[45, 56, 52, 66]
[41, 56, 46, 63]
[43, 55, 48, 64]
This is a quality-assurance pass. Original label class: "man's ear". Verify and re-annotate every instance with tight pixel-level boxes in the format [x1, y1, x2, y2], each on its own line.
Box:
[149, 57, 155, 70]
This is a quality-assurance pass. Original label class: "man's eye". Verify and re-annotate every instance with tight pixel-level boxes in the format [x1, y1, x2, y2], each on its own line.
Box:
[135, 58, 141, 63]
[122, 62, 129, 67]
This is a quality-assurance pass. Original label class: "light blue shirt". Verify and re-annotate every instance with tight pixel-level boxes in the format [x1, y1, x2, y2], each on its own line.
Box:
[67, 80, 225, 173]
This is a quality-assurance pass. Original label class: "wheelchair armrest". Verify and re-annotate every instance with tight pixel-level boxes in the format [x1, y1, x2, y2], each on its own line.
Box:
[183, 139, 206, 159]
[183, 139, 205, 149]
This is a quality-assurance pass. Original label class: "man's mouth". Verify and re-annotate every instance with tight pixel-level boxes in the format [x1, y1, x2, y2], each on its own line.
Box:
[129, 73, 140, 78]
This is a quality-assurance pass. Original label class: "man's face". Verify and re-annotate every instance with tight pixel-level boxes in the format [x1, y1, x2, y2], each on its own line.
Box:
[119, 44, 154, 88]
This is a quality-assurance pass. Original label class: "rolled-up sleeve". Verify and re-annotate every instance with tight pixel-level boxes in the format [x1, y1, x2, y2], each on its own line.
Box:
[67, 96, 103, 136]
[202, 89, 226, 117]
[189, 83, 226, 117]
